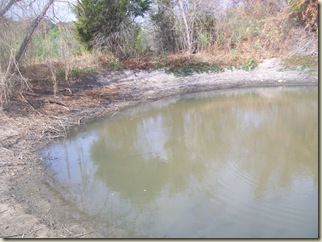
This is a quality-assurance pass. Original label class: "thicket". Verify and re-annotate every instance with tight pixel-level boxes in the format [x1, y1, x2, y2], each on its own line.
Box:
[74, 0, 151, 58]
[0, 0, 318, 108]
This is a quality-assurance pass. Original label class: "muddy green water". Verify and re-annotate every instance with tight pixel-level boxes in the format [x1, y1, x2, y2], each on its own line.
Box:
[43, 87, 318, 238]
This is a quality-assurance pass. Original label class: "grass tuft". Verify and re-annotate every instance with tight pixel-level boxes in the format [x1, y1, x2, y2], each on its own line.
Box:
[166, 60, 224, 77]
[282, 55, 318, 71]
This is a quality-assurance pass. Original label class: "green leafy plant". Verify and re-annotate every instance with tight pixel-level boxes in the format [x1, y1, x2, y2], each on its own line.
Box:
[71, 67, 96, 77]
[56, 67, 96, 81]
[74, 0, 151, 51]
[239, 58, 258, 71]
[166, 61, 224, 77]
[153, 51, 168, 69]
[109, 58, 124, 70]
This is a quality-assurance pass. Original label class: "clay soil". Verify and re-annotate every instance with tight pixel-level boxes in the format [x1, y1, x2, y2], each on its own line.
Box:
[0, 58, 318, 238]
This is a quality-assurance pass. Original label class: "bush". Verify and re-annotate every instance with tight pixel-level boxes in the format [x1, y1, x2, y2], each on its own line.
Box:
[166, 58, 223, 77]
[288, 0, 318, 32]
[74, 0, 151, 57]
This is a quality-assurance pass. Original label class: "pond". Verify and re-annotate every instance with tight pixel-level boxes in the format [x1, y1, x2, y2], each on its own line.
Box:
[42, 87, 318, 238]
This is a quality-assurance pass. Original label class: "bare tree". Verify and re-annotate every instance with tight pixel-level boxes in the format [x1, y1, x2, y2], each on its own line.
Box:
[0, 0, 22, 18]
[150, 0, 218, 53]
[13, 0, 54, 71]
[177, 0, 193, 53]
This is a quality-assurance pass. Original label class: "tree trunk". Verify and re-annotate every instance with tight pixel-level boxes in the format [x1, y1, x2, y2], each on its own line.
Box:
[178, 0, 192, 53]
[12, 0, 54, 72]
[0, 0, 21, 18]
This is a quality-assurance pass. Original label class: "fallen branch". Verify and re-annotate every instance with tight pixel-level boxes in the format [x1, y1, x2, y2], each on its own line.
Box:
[24, 92, 40, 97]
[73, 231, 94, 238]
[0, 197, 11, 203]
[4, 227, 42, 238]
[0, 209, 8, 214]
[19, 93, 40, 114]
[45, 99, 69, 109]
[0, 162, 26, 167]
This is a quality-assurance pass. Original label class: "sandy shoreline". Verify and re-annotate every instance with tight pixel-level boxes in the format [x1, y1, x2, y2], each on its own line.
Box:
[0, 58, 318, 238]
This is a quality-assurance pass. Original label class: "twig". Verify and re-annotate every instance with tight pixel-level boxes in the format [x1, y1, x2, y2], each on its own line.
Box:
[62, 225, 73, 235]
[62, 225, 94, 238]
[45, 98, 69, 109]
[0, 198, 11, 203]
[23, 91, 40, 97]
[0, 146, 13, 153]
[0, 162, 26, 167]
[73, 231, 94, 238]
[0, 209, 8, 214]
[4, 233, 21, 238]
[77, 116, 86, 124]
[19, 93, 40, 114]
[4, 228, 41, 238]
[48, 115, 64, 120]
[59, 87, 72, 94]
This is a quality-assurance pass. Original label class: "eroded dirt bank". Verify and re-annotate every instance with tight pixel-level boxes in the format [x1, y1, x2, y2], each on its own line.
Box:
[0, 58, 318, 238]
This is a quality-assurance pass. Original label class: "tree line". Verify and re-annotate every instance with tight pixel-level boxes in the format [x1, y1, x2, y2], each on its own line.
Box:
[0, 0, 318, 106]
[74, 0, 317, 58]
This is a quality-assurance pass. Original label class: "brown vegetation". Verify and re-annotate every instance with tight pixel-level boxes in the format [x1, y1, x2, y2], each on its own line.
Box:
[0, 59, 318, 238]
[0, 0, 318, 238]
[0, 0, 318, 110]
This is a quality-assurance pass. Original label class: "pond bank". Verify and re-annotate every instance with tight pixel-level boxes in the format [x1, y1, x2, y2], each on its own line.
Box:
[0, 58, 318, 238]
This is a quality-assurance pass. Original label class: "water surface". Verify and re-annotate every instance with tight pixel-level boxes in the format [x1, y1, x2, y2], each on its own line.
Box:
[43, 87, 318, 238]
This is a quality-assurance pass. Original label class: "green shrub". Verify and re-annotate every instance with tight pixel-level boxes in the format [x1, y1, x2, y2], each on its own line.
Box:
[56, 66, 96, 81]
[166, 61, 223, 77]
[240, 58, 258, 71]
[109, 58, 124, 70]
[153, 51, 168, 69]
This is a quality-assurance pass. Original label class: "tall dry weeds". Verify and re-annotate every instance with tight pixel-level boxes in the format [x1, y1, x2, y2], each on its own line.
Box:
[288, 0, 318, 32]
[0, 46, 17, 108]
[204, 0, 317, 64]
[0, 49, 31, 110]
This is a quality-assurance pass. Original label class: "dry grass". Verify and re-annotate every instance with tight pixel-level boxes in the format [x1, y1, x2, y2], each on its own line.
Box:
[288, 0, 318, 32]
[283, 54, 318, 70]
[212, 2, 295, 61]
[0, 0, 318, 106]
[21, 52, 104, 83]
[0, 77, 11, 109]
[194, 0, 318, 67]
[0, 51, 31, 110]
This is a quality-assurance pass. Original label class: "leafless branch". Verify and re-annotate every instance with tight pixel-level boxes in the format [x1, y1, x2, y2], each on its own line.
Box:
[0, 0, 22, 18]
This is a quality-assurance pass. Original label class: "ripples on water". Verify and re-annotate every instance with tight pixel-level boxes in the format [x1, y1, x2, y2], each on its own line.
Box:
[42, 87, 318, 238]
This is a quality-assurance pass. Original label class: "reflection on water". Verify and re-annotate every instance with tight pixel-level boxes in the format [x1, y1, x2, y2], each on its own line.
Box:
[43, 87, 318, 238]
